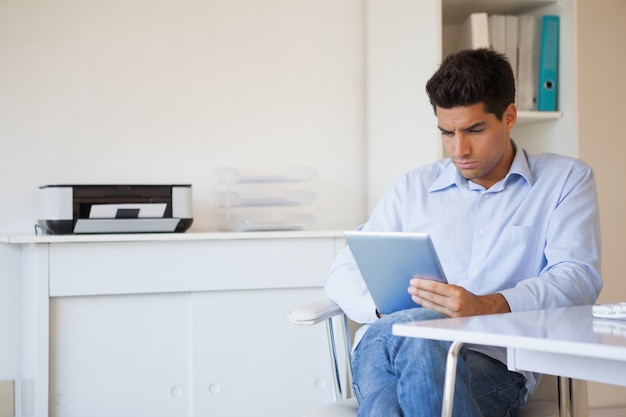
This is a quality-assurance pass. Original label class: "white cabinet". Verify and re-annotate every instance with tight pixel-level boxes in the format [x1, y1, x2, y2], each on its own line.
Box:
[191, 290, 332, 416]
[50, 289, 331, 417]
[50, 293, 193, 417]
[8, 231, 345, 417]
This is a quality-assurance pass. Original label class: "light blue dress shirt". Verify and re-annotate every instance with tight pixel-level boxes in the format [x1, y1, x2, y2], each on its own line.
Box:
[325, 141, 602, 393]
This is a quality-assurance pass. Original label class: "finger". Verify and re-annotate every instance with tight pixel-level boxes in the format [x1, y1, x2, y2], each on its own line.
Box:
[410, 277, 447, 294]
[411, 293, 450, 315]
[408, 284, 448, 307]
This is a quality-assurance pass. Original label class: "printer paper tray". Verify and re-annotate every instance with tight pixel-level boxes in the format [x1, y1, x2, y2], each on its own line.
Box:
[73, 218, 181, 234]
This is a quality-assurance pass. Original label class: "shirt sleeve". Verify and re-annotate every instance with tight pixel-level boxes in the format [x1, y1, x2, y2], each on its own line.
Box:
[324, 244, 379, 324]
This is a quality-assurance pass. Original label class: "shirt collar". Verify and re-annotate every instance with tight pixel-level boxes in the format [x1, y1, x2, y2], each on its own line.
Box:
[429, 140, 534, 192]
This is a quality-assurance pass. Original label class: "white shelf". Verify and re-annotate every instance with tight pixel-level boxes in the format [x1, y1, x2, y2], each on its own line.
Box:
[517, 110, 562, 125]
[442, 0, 557, 24]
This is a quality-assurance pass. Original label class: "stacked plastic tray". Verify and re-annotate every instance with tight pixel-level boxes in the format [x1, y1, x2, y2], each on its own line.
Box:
[213, 167, 316, 231]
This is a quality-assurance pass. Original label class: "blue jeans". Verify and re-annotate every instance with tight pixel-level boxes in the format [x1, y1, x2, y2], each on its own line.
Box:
[352, 308, 527, 417]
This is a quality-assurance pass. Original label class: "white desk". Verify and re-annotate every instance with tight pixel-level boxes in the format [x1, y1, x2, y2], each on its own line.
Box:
[392, 305, 626, 417]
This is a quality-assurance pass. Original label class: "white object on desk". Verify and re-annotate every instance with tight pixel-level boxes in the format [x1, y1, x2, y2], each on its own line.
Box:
[592, 302, 626, 319]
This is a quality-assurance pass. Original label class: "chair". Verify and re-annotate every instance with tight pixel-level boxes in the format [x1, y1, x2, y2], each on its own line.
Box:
[289, 299, 588, 417]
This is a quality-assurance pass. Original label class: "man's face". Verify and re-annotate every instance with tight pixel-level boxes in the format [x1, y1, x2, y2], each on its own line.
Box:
[436, 102, 516, 189]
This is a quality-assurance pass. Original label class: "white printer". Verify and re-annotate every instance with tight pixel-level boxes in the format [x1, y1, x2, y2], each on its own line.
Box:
[37, 184, 193, 234]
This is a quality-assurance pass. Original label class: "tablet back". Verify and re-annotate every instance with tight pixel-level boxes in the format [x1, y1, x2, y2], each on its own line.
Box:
[344, 231, 447, 314]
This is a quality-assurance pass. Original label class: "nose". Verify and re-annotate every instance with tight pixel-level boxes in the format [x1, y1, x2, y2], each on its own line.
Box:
[451, 132, 471, 157]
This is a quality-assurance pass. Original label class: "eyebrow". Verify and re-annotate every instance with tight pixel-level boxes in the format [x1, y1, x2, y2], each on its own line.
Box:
[438, 121, 487, 135]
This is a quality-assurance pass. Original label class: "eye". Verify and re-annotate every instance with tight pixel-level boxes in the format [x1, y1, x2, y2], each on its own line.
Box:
[468, 129, 485, 134]
[465, 123, 487, 134]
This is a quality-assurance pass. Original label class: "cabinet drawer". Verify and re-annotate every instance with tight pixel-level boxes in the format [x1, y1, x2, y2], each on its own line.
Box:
[49, 238, 338, 296]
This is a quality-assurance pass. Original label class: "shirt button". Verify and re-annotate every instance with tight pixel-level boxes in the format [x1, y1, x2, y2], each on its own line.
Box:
[478, 230, 485, 236]
[483, 194, 490, 199]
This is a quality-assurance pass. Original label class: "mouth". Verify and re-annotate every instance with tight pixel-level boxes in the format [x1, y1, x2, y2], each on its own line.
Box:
[454, 160, 478, 170]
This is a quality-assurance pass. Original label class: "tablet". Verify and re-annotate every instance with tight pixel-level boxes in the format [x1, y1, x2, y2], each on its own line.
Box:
[344, 231, 448, 315]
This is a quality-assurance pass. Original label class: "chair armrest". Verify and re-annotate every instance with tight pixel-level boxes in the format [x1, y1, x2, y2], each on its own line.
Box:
[289, 297, 355, 401]
[288, 299, 343, 325]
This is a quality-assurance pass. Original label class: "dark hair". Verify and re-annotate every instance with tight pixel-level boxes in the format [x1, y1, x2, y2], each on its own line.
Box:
[425, 48, 515, 120]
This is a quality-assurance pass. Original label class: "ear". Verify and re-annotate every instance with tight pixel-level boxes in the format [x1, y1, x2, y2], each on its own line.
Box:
[503, 103, 517, 131]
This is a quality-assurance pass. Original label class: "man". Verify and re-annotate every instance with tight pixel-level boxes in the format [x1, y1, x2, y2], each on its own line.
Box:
[325, 48, 602, 417]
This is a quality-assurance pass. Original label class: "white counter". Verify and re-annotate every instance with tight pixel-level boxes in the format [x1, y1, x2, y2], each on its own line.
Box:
[0, 229, 344, 243]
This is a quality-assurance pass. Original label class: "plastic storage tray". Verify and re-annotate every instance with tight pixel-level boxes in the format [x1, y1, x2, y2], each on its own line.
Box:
[213, 167, 316, 232]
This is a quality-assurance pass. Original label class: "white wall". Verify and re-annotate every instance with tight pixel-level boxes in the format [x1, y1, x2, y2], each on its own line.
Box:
[0, 0, 366, 234]
[576, 0, 626, 410]
[365, 0, 441, 213]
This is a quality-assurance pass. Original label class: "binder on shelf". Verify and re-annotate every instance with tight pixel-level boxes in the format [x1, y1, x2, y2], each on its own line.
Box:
[488, 14, 519, 87]
[538, 15, 559, 111]
[488, 14, 506, 54]
[458, 12, 489, 50]
[516, 14, 538, 111]
[505, 15, 518, 82]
